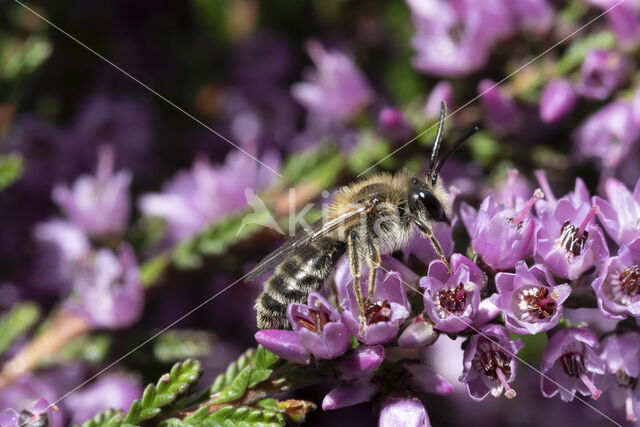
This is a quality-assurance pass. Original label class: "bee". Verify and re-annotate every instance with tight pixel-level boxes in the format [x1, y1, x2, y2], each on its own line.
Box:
[250, 102, 478, 330]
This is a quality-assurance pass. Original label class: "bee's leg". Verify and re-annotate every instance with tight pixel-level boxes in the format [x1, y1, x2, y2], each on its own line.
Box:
[422, 224, 453, 274]
[347, 229, 366, 336]
[366, 239, 380, 302]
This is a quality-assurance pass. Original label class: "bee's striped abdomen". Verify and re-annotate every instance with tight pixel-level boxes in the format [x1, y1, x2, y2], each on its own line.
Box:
[255, 237, 346, 329]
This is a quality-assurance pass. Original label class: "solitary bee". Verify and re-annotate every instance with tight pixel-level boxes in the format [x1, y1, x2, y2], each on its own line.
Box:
[250, 102, 478, 330]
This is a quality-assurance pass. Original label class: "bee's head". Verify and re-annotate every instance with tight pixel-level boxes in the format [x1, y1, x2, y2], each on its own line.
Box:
[408, 176, 450, 226]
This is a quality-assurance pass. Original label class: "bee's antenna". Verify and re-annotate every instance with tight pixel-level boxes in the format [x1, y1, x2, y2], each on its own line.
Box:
[427, 101, 446, 181]
[432, 125, 479, 185]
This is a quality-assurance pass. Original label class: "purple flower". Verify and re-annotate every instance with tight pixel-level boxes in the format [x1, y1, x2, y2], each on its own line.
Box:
[140, 149, 279, 243]
[32, 219, 90, 293]
[508, 0, 553, 34]
[586, 0, 640, 48]
[420, 255, 483, 333]
[593, 177, 640, 246]
[495, 261, 571, 334]
[541, 327, 605, 401]
[65, 374, 142, 425]
[65, 244, 143, 329]
[403, 362, 455, 396]
[287, 292, 350, 359]
[336, 345, 385, 380]
[378, 107, 413, 143]
[534, 193, 609, 280]
[0, 373, 62, 427]
[398, 315, 439, 348]
[460, 324, 524, 400]
[477, 79, 521, 135]
[254, 330, 312, 365]
[406, 0, 513, 77]
[0, 398, 57, 427]
[424, 81, 454, 119]
[291, 40, 371, 122]
[598, 332, 640, 421]
[592, 242, 640, 319]
[378, 395, 429, 427]
[573, 100, 640, 169]
[460, 190, 542, 271]
[340, 270, 410, 345]
[322, 379, 380, 410]
[539, 79, 577, 123]
[576, 49, 630, 100]
[53, 146, 131, 237]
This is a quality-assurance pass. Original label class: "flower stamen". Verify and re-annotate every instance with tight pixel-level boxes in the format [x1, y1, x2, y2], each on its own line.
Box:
[510, 188, 544, 228]
[560, 350, 602, 399]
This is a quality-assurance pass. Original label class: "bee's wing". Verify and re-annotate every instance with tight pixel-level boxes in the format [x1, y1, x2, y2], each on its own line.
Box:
[246, 202, 373, 281]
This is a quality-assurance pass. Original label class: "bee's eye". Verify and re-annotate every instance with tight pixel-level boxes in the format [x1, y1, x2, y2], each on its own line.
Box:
[410, 177, 420, 185]
[411, 190, 446, 222]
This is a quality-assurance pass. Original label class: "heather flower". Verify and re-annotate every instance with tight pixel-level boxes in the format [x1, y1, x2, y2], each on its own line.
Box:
[378, 107, 413, 143]
[378, 395, 429, 427]
[477, 79, 521, 135]
[0, 398, 57, 427]
[53, 146, 131, 237]
[406, 0, 513, 77]
[424, 81, 454, 119]
[541, 327, 605, 401]
[534, 192, 609, 280]
[65, 374, 141, 425]
[32, 219, 90, 292]
[336, 345, 385, 380]
[593, 177, 640, 246]
[139, 149, 278, 242]
[539, 79, 577, 123]
[403, 362, 454, 396]
[398, 315, 439, 348]
[340, 270, 410, 345]
[460, 190, 542, 271]
[65, 245, 143, 329]
[585, 0, 640, 48]
[459, 324, 524, 400]
[493, 168, 533, 207]
[495, 261, 571, 334]
[576, 49, 630, 100]
[291, 40, 371, 122]
[508, 0, 553, 34]
[254, 330, 312, 365]
[322, 379, 380, 410]
[598, 332, 640, 421]
[592, 242, 640, 319]
[287, 292, 350, 359]
[573, 100, 640, 169]
[420, 255, 483, 333]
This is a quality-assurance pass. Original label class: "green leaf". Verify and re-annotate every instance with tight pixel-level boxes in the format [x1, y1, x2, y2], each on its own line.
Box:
[555, 30, 616, 75]
[75, 409, 121, 427]
[212, 365, 253, 404]
[210, 349, 255, 394]
[40, 334, 110, 367]
[121, 359, 203, 425]
[205, 405, 284, 427]
[0, 154, 24, 192]
[153, 330, 214, 363]
[139, 252, 171, 288]
[0, 302, 40, 356]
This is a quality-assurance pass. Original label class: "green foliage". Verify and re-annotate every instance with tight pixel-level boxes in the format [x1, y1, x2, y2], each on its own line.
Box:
[0, 302, 39, 357]
[160, 404, 285, 427]
[172, 210, 261, 269]
[555, 30, 616, 75]
[0, 35, 51, 80]
[154, 330, 215, 363]
[0, 154, 24, 192]
[75, 409, 122, 427]
[210, 346, 279, 400]
[120, 359, 203, 425]
[40, 333, 110, 367]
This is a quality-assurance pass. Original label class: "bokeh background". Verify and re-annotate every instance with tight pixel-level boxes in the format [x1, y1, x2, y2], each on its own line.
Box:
[1, 0, 639, 425]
